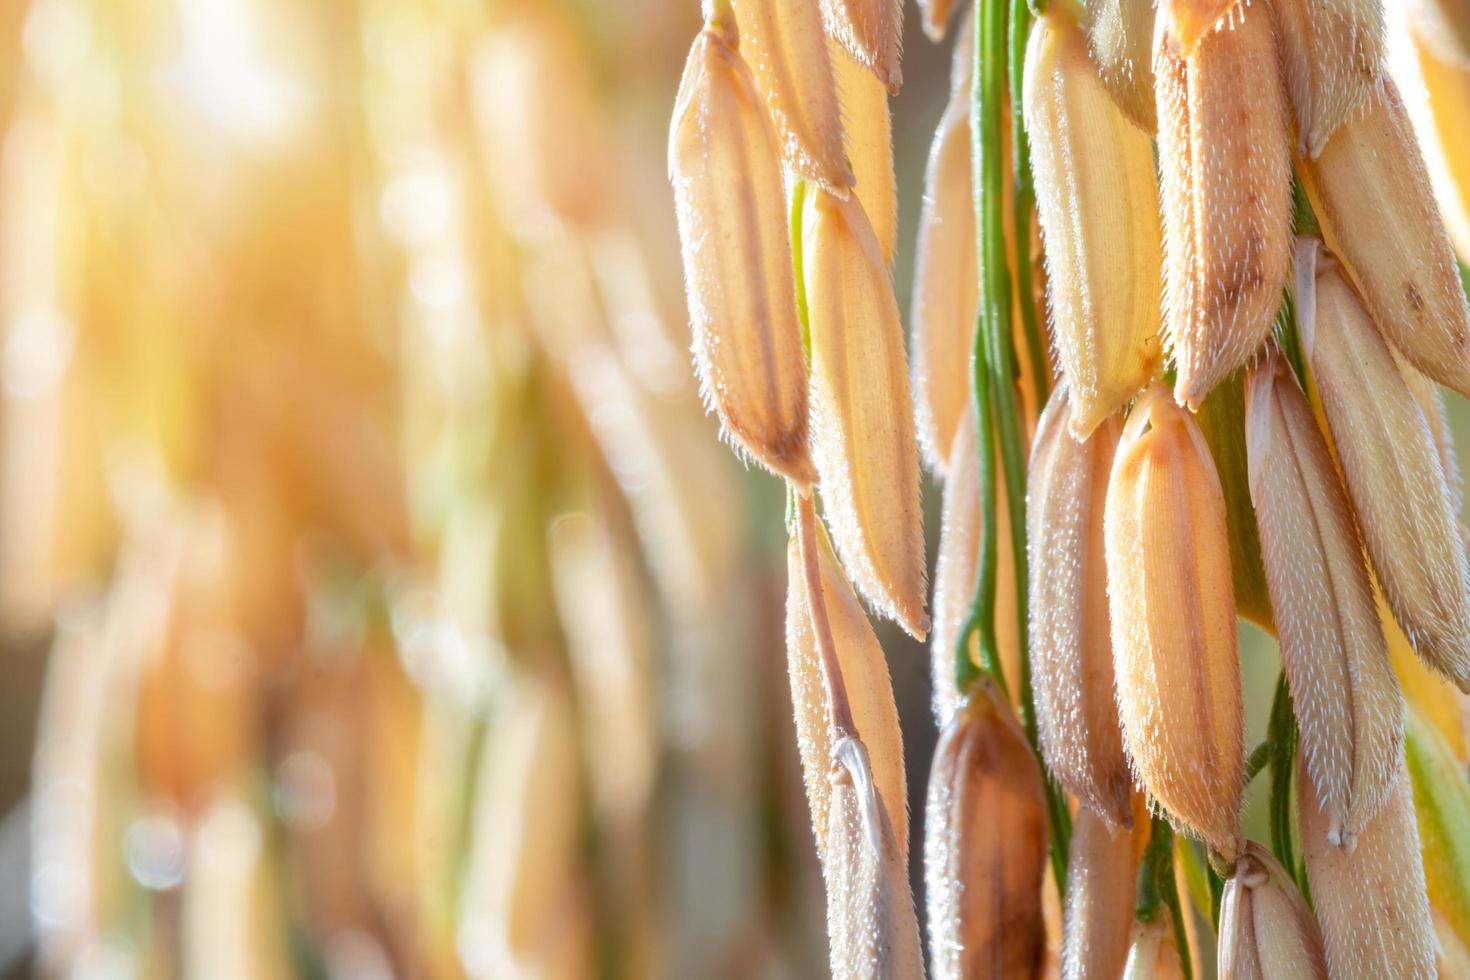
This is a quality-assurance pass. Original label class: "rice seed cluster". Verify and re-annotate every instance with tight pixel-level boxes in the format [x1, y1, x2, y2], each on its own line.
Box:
[671, 0, 1470, 976]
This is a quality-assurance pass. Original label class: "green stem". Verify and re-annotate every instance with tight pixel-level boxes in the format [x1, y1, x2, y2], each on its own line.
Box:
[972, 0, 1031, 744]
[1291, 177, 1320, 238]
[1043, 785, 1071, 898]
[1244, 739, 1272, 786]
[989, 46, 1036, 762]
[1175, 839, 1218, 931]
[1167, 868, 1194, 980]
[1135, 818, 1194, 980]
[1274, 291, 1309, 386]
[1266, 673, 1301, 887]
[953, 328, 1002, 697]
[957, 0, 1013, 705]
[1207, 860, 1224, 926]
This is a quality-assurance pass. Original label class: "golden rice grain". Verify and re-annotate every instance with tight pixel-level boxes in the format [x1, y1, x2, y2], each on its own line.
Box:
[830, 39, 899, 266]
[1218, 841, 1329, 978]
[785, 508, 910, 859]
[1304, 245, 1470, 692]
[1025, 12, 1163, 438]
[1105, 385, 1243, 859]
[1300, 76, 1470, 397]
[910, 81, 977, 474]
[820, 0, 904, 92]
[1122, 918, 1187, 979]
[1061, 801, 1149, 980]
[924, 680, 1048, 980]
[1300, 763, 1437, 979]
[1397, 358, 1465, 519]
[1268, 0, 1385, 157]
[731, 0, 854, 190]
[1159, 0, 1245, 57]
[1244, 350, 1404, 847]
[929, 412, 1022, 724]
[804, 188, 929, 639]
[1028, 385, 1132, 829]
[1155, 1, 1293, 410]
[1081, 0, 1159, 133]
[826, 736, 925, 979]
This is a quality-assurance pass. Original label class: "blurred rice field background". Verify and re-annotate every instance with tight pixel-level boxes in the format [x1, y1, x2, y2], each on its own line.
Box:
[0, 1, 1465, 978]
